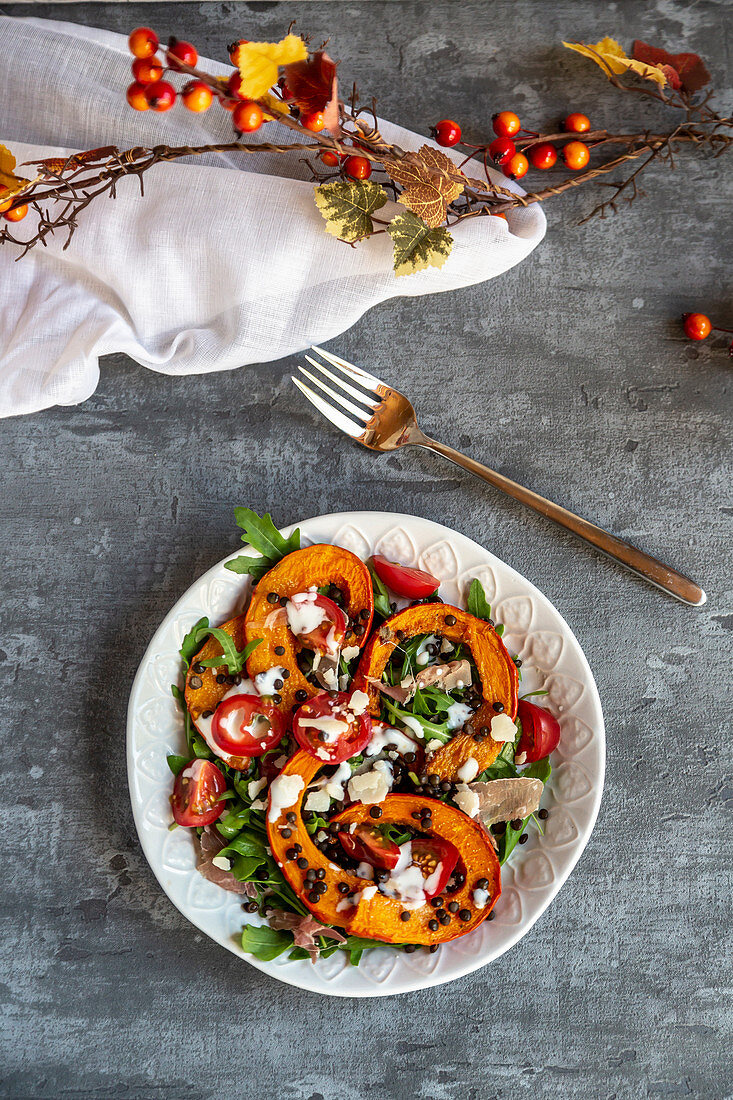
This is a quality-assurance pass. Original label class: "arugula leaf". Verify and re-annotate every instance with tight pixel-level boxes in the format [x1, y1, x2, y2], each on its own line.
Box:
[522, 756, 552, 785]
[188, 624, 263, 673]
[495, 623, 505, 637]
[179, 616, 210, 669]
[190, 733, 212, 760]
[367, 559, 393, 620]
[166, 754, 189, 776]
[241, 925, 293, 961]
[225, 509, 301, 581]
[219, 830, 268, 863]
[230, 855, 266, 881]
[382, 696, 451, 744]
[340, 935, 383, 967]
[467, 578, 493, 622]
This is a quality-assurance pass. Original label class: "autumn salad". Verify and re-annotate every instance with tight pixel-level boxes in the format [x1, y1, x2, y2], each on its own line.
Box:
[168, 510, 561, 965]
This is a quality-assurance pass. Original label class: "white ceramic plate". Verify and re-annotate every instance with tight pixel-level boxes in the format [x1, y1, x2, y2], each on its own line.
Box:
[127, 511, 604, 997]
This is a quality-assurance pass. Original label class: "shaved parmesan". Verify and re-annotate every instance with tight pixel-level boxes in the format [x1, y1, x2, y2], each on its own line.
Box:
[490, 712, 517, 742]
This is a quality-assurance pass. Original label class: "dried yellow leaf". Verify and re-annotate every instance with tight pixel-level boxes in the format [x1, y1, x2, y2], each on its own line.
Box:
[238, 35, 307, 100]
[0, 142, 30, 197]
[563, 38, 668, 85]
[261, 93, 291, 120]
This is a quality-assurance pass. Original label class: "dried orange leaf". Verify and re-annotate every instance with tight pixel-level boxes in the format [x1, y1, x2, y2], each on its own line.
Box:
[563, 37, 668, 85]
[383, 144, 467, 228]
[238, 35, 307, 100]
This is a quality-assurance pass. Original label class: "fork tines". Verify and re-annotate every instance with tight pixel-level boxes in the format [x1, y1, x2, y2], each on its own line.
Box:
[292, 346, 381, 439]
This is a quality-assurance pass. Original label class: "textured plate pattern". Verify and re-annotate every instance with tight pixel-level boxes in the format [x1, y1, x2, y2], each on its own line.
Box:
[127, 511, 605, 997]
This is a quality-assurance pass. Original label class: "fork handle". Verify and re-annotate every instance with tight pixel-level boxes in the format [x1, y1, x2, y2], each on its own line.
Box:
[417, 435, 706, 606]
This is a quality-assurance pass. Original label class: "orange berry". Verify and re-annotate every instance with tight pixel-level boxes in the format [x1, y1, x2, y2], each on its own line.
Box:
[491, 211, 508, 221]
[126, 81, 150, 111]
[0, 185, 13, 213]
[131, 56, 163, 85]
[182, 80, 213, 112]
[301, 110, 326, 133]
[343, 155, 371, 180]
[563, 140, 590, 170]
[233, 100, 264, 133]
[492, 111, 521, 138]
[564, 112, 591, 133]
[504, 151, 529, 180]
[4, 203, 28, 223]
[320, 151, 341, 167]
[683, 313, 712, 341]
[129, 27, 159, 60]
[144, 80, 176, 112]
[228, 39, 249, 66]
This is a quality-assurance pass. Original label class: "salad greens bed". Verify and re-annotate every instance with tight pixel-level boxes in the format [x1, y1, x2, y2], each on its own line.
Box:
[166, 509, 552, 965]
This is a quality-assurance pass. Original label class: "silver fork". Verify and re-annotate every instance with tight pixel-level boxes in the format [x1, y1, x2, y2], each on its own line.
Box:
[293, 347, 706, 606]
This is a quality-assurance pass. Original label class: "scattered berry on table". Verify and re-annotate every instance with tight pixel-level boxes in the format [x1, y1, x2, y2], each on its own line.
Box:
[683, 312, 712, 341]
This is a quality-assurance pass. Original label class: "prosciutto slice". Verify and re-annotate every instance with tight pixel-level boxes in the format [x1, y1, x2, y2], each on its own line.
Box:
[267, 909, 347, 963]
[195, 826, 248, 896]
[370, 659, 473, 705]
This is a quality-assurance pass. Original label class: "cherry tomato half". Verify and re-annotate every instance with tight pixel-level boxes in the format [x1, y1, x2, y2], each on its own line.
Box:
[211, 693, 285, 757]
[411, 836, 459, 898]
[171, 759, 227, 827]
[289, 592, 347, 654]
[293, 691, 371, 764]
[516, 699, 561, 763]
[372, 555, 439, 600]
[339, 824, 400, 870]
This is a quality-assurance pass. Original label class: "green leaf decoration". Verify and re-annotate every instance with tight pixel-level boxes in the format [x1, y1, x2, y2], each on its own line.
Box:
[467, 578, 493, 623]
[225, 508, 301, 582]
[313, 179, 387, 243]
[386, 212, 453, 277]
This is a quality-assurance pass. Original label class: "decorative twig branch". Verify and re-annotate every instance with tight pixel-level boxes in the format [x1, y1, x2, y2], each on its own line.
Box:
[0, 28, 730, 277]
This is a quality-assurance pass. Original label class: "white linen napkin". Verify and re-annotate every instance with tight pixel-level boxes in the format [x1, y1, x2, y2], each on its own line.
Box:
[0, 17, 546, 418]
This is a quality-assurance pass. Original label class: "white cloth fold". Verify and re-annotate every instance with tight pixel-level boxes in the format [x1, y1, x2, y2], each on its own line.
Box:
[0, 17, 546, 417]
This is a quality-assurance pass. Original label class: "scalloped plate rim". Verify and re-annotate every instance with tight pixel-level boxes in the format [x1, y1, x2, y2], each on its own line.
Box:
[127, 510, 605, 998]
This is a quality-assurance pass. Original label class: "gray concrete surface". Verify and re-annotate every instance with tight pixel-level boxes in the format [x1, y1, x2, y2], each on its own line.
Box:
[1, 1, 731, 1098]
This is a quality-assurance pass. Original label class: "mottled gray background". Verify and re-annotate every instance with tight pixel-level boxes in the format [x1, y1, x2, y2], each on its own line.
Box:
[1, 1, 731, 1098]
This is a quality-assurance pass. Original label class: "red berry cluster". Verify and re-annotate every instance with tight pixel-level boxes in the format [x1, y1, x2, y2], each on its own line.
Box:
[125, 27, 373, 180]
[127, 28, 202, 114]
[432, 108, 593, 182]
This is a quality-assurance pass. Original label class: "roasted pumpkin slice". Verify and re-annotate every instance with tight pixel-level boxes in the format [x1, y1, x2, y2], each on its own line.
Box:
[354, 603, 518, 780]
[265, 751, 500, 945]
[245, 544, 374, 714]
